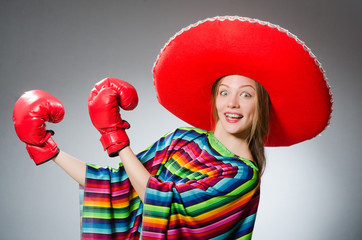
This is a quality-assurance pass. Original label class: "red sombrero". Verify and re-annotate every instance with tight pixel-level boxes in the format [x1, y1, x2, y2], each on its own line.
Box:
[153, 16, 333, 146]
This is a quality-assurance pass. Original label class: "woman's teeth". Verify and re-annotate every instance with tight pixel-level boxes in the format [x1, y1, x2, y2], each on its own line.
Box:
[225, 113, 243, 119]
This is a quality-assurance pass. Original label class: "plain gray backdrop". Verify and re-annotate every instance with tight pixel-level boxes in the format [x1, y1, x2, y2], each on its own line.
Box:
[1, 0, 361, 239]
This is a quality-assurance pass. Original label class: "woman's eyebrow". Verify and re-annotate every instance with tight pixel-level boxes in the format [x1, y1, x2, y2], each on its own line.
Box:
[219, 83, 255, 89]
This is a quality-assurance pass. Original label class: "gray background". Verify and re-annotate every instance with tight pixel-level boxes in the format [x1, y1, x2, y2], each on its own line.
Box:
[1, 0, 361, 239]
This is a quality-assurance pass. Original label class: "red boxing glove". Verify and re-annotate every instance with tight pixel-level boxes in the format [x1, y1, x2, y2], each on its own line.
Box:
[88, 77, 138, 157]
[13, 90, 65, 165]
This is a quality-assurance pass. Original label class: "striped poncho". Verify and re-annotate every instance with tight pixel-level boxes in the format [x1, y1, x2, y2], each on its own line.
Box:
[80, 127, 260, 240]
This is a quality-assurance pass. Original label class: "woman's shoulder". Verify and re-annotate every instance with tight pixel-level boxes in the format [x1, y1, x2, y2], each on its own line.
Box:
[161, 127, 259, 172]
[172, 128, 260, 173]
[175, 126, 208, 134]
[168, 127, 210, 140]
[155, 127, 211, 149]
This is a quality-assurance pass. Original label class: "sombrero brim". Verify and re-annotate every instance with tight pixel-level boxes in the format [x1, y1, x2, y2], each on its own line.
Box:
[153, 16, 333, 146]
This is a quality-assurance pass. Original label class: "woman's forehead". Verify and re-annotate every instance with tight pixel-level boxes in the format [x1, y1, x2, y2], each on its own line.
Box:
[218, 75, 256, 88]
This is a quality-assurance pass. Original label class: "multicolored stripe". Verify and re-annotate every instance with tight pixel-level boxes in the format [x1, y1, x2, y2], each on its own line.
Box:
[80, 127, 260, 239]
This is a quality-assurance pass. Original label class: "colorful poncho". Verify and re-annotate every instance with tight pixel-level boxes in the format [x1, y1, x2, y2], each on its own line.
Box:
[80, 127, 260, 240]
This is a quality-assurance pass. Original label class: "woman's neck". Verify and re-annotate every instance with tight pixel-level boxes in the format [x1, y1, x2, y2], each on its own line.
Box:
[213, 125, 254, 161]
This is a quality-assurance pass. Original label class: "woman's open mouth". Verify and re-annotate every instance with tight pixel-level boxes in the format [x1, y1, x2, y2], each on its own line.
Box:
[225, 113, 243, 122]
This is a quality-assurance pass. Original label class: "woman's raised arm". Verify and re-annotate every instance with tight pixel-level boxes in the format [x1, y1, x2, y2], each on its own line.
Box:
[118, 147, 151, 202]
[53, 151, 86, 187]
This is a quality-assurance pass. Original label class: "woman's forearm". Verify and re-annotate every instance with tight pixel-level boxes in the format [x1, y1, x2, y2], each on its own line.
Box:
[53, 151, 87, 187]
[52, 147, 150, 201]
[118, 146, 151, 202]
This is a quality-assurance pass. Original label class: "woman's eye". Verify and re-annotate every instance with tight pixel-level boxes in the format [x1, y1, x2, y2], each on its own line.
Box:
[241, 92, 251, 98]
[220, 91, 228, 96]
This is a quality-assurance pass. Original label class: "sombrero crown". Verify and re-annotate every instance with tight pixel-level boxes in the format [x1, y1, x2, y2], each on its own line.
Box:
[153, 16, 333, 146]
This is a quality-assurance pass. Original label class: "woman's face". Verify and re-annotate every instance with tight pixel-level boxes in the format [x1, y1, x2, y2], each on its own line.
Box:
[214, 75, 257, 138]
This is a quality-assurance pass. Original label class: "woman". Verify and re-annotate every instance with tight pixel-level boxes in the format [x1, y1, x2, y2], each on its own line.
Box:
[77, 74, 264, 239]
[13, 16, 332, 239]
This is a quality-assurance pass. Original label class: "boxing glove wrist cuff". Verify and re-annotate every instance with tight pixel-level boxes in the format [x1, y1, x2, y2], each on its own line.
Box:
[100, 131, 130, 157]
[26, 137, 59, 165]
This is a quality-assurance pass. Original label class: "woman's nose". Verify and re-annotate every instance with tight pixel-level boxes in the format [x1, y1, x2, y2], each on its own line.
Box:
[227, 95, 239, 108]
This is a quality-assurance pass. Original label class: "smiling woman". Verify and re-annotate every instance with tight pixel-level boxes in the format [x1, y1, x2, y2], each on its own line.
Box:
[212, 75, 270, 174]
[13, 16, 333, 240]
[76, 17, 331, 240]
[215, 75, 257, 132]
[213, 75, 257, 161]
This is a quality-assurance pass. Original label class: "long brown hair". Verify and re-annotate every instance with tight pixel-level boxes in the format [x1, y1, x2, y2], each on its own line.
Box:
[211, 76, 270, 175]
